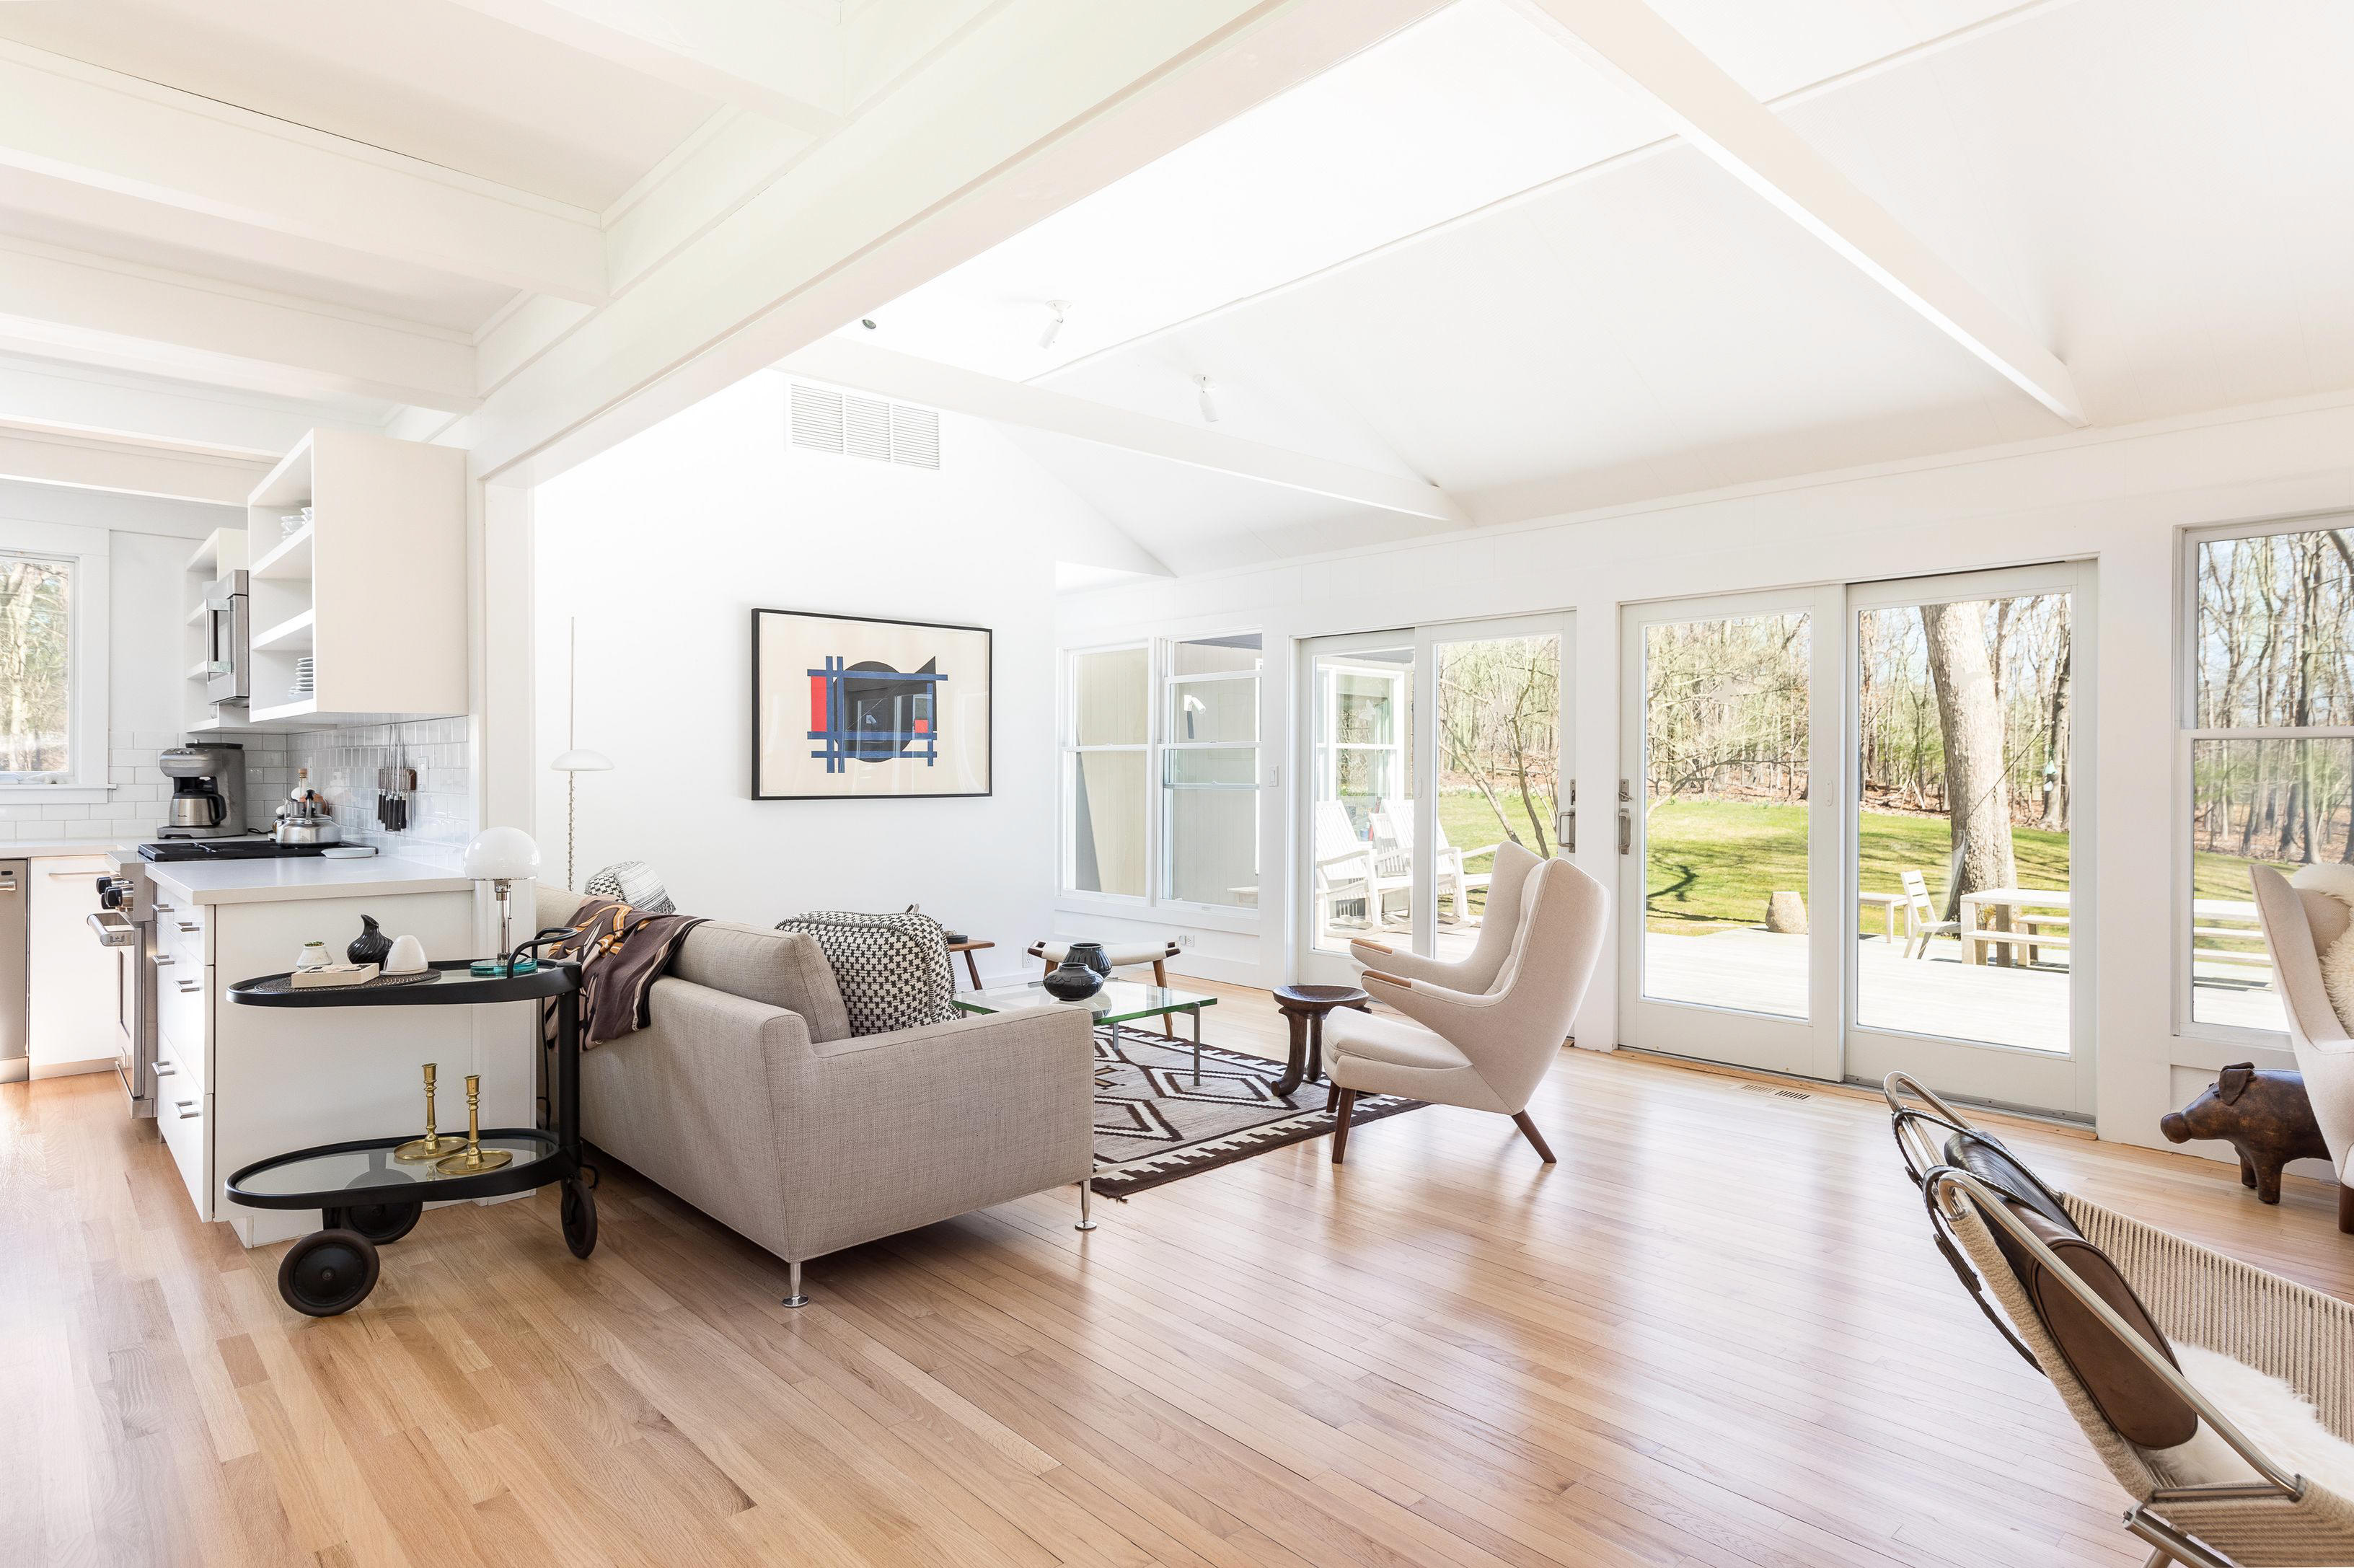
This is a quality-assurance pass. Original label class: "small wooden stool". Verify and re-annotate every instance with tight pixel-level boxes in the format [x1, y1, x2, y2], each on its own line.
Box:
[943, 938, 992, 990]
[1271, 983, 1370, 1098]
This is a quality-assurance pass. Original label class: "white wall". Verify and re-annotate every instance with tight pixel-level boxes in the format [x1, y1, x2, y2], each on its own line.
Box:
[1057, 387, 2354, 1154]
[531, 371, 1134, 985]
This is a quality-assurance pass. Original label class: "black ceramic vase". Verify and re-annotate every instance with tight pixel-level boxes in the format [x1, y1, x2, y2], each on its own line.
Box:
[347, 915, 393, 967]
[1042, 956, 1106, 1001]
[1065, 941, 1113, 978]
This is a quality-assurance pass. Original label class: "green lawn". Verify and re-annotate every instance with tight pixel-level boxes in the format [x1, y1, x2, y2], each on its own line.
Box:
[1437, 792, 2284, 943]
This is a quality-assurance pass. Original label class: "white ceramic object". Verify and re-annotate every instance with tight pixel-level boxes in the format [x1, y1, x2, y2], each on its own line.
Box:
[294, 941, 330, 971]
[382, 934, 428, 974]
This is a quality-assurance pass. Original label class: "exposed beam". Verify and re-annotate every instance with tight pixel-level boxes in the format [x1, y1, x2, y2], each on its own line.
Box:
[461, 0, 1457, 484]
[0, 239, 480, 411]
[444, 0, 845, 137]
[0, 423, 270, 506]
[788, 340, 1466, 525]
[0, 42, 606, 304]
[1512, 0, 2086, 426]
[0, 353, 326, 457]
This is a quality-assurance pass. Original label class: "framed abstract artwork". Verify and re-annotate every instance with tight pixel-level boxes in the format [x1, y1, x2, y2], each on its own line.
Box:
[751, 608, 992, 800]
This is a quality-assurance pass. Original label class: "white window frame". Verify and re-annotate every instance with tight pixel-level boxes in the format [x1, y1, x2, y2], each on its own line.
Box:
[1060, 638, 1152, 904]
[1159, 635, 1262, 914]
[2174, 511, 2354, 1048]
[0, 519, 111, 802]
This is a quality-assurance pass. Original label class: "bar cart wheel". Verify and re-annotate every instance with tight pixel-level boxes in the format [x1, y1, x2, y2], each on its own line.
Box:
[340, 1199, 422, 1245]
[560, 1176, 597, 1259]
[278, 1228, 381, 1318]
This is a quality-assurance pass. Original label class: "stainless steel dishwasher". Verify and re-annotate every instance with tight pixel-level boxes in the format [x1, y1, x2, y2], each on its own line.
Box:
[0, 859, 25, 1083]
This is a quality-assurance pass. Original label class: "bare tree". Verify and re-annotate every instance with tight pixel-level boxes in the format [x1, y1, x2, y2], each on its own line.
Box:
[1922, 601, 2017, 896]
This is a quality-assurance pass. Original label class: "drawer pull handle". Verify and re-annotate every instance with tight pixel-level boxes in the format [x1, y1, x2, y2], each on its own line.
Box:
[154, 1060, 177, 1076]
[154, 954, 175, 966]
[177, 981, 200, 993]
[155, 902, 173, 913]
[176, 922, 200, 933]
[175, 1099, 198, 1118]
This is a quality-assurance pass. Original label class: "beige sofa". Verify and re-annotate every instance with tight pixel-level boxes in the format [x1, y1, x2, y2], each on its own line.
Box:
[537, 887, 1098, 1305]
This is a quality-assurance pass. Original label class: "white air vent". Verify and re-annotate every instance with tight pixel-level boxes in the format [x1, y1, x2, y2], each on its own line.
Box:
[790, 384, 843, 452]
[789, 383, 940, 470]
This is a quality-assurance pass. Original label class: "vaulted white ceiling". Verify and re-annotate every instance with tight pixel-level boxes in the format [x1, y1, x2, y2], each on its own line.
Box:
[808, 0, 2354, 577]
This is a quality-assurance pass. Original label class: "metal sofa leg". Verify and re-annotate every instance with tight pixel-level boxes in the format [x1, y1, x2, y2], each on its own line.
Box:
[783, 1259, 808, 1309]
[1076, 1179, 1098, 1232]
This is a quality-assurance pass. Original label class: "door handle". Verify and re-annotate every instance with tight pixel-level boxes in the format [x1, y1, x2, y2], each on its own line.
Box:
[1617, 778, 1633, 855]
[1558, 809, 1574, 854]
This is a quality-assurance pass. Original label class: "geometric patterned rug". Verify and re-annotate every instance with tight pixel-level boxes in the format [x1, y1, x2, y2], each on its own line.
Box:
[1088, 1022, 1425, 1198]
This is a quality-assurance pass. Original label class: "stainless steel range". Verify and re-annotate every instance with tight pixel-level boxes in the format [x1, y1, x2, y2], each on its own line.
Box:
[90, 860, 157, 1119]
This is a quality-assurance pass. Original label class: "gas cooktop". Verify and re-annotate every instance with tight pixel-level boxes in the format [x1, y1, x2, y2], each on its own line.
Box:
[139, 839, 329, 862]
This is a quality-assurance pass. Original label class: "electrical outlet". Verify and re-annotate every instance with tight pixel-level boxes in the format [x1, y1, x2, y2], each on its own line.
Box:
[1175, 933, 1194, 947]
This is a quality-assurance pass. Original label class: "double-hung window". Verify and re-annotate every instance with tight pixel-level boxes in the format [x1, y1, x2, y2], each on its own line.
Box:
[0, 552, 74, 782]
[1064, 644, 1150, 897]
[1062, 634, 1263, 908]
[1163, 635, 1261, 907]
[2182, 519, 2354, 1036]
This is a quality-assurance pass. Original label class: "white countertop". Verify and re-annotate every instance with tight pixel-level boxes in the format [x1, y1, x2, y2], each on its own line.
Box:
[11, 840, 136, 860]
[145, 853, 473, 906]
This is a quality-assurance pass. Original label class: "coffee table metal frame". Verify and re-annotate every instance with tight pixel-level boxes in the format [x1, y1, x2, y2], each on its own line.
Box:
[953, 978, 1217, 1083]
[225, 956, 594, 1316]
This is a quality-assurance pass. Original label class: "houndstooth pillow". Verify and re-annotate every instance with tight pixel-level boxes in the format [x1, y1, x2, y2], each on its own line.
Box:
[774, 908, 956, 1036]
[583, 860, 674, 915]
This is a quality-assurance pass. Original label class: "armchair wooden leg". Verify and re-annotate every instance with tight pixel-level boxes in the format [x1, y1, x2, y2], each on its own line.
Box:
[1512, 1111, 1557, 1163]
[1331, 1089, 1356, 1163]
[1153, 959, 1175, 1038]
[2340, 1183, 2353, 1236]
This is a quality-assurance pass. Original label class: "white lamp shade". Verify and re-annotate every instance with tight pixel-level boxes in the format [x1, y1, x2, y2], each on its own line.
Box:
[461, 825, 542, 880]
[550, 749, 612, 772]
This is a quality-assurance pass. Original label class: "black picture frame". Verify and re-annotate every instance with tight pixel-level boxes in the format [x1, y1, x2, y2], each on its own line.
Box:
[750, 607, 994, 801]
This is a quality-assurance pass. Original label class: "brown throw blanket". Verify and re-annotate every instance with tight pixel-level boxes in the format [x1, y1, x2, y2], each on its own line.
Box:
[547, 897, 707, 1046]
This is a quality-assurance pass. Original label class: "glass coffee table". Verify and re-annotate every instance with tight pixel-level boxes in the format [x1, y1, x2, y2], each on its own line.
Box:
[956, 979, 1217, 1082]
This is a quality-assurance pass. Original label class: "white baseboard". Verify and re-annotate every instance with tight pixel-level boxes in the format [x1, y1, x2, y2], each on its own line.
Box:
[29, 1055, 115, 1080]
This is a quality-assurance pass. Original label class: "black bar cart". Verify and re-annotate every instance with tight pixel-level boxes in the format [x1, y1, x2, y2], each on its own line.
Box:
[225, 957, 592, 1317]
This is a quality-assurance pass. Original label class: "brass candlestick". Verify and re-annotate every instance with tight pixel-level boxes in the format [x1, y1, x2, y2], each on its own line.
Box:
[433, 1074, 511, 1175]
[394, 1062, 465, 1162]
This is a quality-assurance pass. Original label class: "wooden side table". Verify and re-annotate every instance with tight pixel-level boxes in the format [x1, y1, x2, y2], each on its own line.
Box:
[1271, 983, 1370, 1097]
[945, 938, 992, 990]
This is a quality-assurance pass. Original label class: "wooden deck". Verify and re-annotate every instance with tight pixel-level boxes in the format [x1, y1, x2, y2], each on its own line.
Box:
[6, 984, 2351, 1568]
[1646, 928, 2283, 1049]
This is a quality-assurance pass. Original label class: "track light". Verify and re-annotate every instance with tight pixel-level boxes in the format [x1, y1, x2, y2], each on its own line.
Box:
[1196, 376, 1219, 423]
[1039, 300, 1069, 351]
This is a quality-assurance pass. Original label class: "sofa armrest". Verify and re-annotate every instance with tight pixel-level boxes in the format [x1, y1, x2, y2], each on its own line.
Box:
[775, 1007, 1098, 1262]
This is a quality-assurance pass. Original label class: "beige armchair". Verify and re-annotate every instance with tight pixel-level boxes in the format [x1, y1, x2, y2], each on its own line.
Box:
[2247, 864, 2354, 1233]
[1326, 853, 1609, 1164]
[1346, 839, 1544, 993]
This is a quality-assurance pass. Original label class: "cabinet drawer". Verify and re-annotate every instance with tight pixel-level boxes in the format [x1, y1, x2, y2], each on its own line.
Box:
[157, 905, 208, 968]
[156, 1082, 208, 1220]
[157, 956, 209, 1060]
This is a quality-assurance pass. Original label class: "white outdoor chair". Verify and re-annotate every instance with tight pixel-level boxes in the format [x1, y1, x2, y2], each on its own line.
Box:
[2247, 864, 2354, 1235]
[1313, 800, 1408, 933]
[1379, 798, 1500, 922]
[1902, 868, 1962, 958]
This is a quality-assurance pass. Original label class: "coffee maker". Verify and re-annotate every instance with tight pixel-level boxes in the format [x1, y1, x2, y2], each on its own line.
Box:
[158, 743, 247, 839]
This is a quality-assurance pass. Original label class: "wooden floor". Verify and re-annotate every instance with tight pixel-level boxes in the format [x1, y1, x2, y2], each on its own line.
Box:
[6, 982, 2351, 1568]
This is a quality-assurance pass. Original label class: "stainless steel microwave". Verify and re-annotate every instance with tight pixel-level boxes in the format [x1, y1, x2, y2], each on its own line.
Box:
[203, 571, 249, 706]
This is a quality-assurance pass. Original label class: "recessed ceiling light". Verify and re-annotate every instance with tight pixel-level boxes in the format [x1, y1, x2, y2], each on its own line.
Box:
[1196, 376, 1219, 423]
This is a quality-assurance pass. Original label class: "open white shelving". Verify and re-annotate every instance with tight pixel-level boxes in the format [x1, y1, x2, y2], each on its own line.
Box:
[181, 527, 247, 734]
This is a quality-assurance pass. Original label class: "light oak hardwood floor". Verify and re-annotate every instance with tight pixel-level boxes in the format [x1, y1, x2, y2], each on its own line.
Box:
[5, 980, 2350, 1568]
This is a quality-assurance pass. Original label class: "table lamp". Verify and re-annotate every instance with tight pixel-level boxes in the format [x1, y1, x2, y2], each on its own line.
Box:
[462, 825, 541, 976]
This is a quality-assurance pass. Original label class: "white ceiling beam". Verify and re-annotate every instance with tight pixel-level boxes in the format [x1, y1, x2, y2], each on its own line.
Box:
[459, 0, 1457, 484]
[1512, 0, 2086, 427]
[0, 353, 327, 457]
[788, 340, 1467, 525]
[0, 239, 480, 411]
[0, 423, 270, 506]
[443, 0, 846, 137]
[0, 42, 607, 304]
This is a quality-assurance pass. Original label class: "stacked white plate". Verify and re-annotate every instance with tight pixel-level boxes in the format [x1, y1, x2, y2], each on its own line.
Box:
[291, 655, 315, 700]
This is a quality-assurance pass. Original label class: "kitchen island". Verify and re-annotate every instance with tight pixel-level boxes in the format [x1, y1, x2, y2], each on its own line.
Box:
[117, 850, 534, 1246]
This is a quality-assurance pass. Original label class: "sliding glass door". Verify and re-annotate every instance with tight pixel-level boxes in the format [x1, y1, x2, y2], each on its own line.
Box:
[1619, 568, 2093, 1116]
[1298, 615, 1570, 984]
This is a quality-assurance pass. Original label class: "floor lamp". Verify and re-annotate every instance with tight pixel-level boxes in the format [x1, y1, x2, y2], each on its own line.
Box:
[551, 617, 611, 889]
